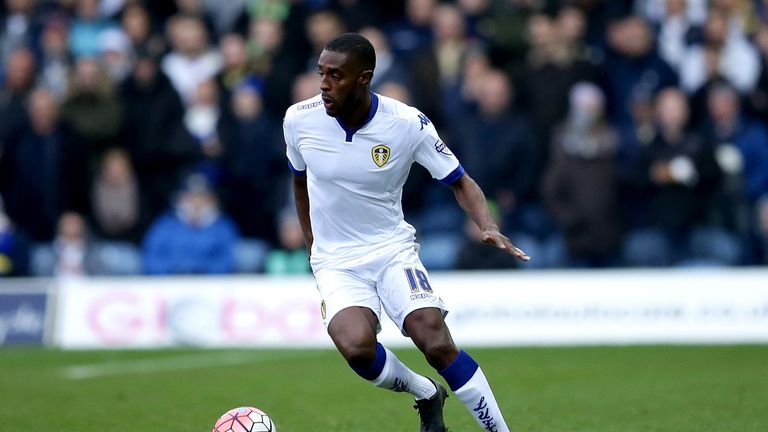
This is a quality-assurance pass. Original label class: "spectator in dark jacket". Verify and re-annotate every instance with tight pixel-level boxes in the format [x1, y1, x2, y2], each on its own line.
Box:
[516, 12, 600, 156]
[452, 69, 539, 224]
[0, 47, 36, 146]
[624, 87, 737, 266]
[219, 81, 284, 243]
[542, 82, 621, 267]
[120, 51, 196, 219]
[703, 83, 768, 264]
[603, 16, 678, 126]
[0, 87, 88, 242]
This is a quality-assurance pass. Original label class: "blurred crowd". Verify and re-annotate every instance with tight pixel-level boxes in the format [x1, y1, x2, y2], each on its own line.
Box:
[1, 0, 768, 277]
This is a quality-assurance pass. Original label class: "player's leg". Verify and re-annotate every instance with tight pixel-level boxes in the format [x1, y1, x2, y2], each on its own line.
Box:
[327, 306, 439, 401]
[406, 308, 511, 432]
[317, 267, 439, 405]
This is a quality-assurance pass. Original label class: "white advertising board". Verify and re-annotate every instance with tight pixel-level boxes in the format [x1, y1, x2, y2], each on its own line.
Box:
[54, 269, 768, 349]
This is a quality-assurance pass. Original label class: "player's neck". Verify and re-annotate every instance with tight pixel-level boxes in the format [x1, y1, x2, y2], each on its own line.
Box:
[338, 91, 372, 130]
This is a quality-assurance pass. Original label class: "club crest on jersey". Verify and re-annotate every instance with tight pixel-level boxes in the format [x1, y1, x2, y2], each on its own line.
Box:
[372, 145, 391, 167]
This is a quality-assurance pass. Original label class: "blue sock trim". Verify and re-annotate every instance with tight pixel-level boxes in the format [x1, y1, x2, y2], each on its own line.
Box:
[438, 350, 479, 391]
[350, 342, 387, 381]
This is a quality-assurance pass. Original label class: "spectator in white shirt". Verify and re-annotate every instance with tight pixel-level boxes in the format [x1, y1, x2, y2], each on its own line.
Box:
[161, 15, 222, 105]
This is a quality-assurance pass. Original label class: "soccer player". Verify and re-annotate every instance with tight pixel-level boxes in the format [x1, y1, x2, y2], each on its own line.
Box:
[284, 33, 529, 432]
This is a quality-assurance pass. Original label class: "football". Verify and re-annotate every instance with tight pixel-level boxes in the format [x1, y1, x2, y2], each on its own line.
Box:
[212, 406, 276, 432]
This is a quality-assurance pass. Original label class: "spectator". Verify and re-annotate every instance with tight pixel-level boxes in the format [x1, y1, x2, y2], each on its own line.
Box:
[217, 32, 253, 98]
[99, 27, 134, 84]
[290, 71, 319, 102]
[60, 57, 123, 163]
[120, 2, 165, 57]
[617, 88, 656, 177]
[0, 88, 88, 242]
[37, 17, 72, 100]
[30, 208, 141, 276]
[703, 83, 768, 264]
[31, 211, 96, 277]
[90, 147, 144, 242]
[704, 84, 768, 203]
[386, 0, 435, 59]
[120, 49, 194, 219]
[142, 174, 240, 275]
[161, 14, 222, 104]
[516, 11, 600, 159]
[183, 78, 223, 167]
[247, 15, 306, 117]
[69, 0, 116, 58]
[747, 23, 768, 125]
[407, 3, 471, 126]
[304, 9, 345, 70]
[0, 196, 29, 276]
[0, 47, 36, 144]
[0, 0, 36, 63]
[265, 207, 310, 274]
[636, 0, 708, 27]
[603, 15, 678, 125]
[472, 0, 536, 71]
[542, 82, 621, 267]
[452, 69, 539, 233]
[680, 8, 761, 94]
[219, 81, 284, 243]
[201, 0, 245, 37]
[447, 46, 491, 117]
[655, 0, 705, 72]
[359, 26, 410, 91]
[625, 87, 735, 266]
[173, 0, 216, 37]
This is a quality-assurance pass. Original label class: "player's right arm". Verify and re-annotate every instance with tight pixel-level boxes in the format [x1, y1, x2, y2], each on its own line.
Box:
[292, 174, 313, 258]
[284, 107, 313, 258]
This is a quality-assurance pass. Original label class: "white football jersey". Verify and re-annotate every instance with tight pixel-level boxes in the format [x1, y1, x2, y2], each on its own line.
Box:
[284, 92, 463, 269]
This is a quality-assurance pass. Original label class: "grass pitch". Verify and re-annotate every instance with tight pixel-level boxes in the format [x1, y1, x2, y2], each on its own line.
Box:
[1, 345, 766, 431]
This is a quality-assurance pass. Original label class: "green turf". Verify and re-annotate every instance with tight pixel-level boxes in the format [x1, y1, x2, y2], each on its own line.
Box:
[1, 345, 766, 431]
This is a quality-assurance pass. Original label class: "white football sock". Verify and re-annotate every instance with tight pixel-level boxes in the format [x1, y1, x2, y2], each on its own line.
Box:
[453, 368, 510, 432]
[371, 346, 438, 400]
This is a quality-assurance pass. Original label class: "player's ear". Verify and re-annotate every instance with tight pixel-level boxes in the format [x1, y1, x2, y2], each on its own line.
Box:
[359, 70, 373, 86]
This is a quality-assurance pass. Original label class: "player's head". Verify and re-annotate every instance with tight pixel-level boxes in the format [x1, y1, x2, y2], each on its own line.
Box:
[318, 33, 375, 117]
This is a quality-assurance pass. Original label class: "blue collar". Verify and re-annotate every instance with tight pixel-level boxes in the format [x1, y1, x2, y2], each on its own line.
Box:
[335, 92, 379, 142]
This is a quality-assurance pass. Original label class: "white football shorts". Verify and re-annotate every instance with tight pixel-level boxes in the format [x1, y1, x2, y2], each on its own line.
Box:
[313, 243, 447, 335]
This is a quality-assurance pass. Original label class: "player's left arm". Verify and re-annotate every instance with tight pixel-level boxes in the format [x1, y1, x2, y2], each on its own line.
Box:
[450, 173, 530, 262]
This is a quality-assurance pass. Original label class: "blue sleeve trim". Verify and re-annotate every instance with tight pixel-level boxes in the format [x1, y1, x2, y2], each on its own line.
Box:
[439, 164, 465, 186]
[287, 160, 306, 176]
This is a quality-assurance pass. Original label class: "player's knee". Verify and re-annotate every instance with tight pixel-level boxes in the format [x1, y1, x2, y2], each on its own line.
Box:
[405, 309, 458, 367]
[336, 336, 377, 367]
[404, 308, 446, 340]
[422, 338, 458, 367]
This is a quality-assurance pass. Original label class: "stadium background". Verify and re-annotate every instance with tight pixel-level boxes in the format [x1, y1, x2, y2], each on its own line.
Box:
[1, 0, 768, 431]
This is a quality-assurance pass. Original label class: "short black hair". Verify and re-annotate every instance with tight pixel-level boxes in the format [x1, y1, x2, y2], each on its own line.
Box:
[324, 33, 376, 71]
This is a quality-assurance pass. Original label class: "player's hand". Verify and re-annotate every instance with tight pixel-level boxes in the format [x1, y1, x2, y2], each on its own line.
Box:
[481, 229, 530, 262]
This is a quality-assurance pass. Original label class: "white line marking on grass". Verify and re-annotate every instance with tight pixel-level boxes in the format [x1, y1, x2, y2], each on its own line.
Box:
[60, 351, 313, 380]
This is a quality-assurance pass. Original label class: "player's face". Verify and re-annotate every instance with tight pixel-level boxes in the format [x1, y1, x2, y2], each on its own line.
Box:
[317, 49, 369, 118]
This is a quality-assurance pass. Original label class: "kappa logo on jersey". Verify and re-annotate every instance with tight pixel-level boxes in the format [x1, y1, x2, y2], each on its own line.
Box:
[320, 300, 326, 320]
[417, 113, 431, 130]
[371, 145, 391, 167]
